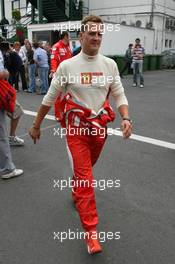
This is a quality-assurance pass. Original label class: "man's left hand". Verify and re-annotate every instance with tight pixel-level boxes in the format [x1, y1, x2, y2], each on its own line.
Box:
[121, 120, 132, 139]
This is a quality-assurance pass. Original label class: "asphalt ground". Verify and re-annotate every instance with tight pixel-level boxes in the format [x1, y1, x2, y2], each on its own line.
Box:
[0, 69, 175, 264]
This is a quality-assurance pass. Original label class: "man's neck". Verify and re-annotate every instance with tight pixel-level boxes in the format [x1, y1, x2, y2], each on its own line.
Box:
[82, 49, 98, 57]
[62, 39, 68, 45]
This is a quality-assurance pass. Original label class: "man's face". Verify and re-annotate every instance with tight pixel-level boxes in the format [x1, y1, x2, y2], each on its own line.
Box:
[14, 44, 20, 51]
[64, 34, 70, 45]
[135, 39, 140, 45]
[80, 22, 103, 55]
[26, 42, 31, 49]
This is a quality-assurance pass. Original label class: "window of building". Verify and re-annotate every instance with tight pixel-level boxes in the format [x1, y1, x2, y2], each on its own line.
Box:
[165, 39, 168, 47]
[169, 40, 172, 48]
[32, 31, 51, 43]
[12, 0, 20, 10]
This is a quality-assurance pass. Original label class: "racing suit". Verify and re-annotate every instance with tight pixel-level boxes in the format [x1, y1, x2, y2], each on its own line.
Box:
[42, 51, 128, 231]
[50, 39, 72, 118]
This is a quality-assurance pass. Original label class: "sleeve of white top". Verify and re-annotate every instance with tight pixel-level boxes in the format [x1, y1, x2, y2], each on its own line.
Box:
[0, 50, 4, 71]
[19, 48, 27, 62]
[110, 60, 128, 108]
[33, 50, 38, 62]
[42, 64, 67, 106]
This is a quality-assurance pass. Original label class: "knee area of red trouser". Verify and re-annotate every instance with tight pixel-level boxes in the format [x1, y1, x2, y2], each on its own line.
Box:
[67, 135, 98, 231]
[66, 127, 106, 231]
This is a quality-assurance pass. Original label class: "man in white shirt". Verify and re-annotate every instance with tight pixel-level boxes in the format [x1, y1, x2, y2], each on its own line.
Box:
[29, 15, 132, 254]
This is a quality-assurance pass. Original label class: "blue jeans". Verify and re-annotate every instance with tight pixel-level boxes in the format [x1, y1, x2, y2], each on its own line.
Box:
[133, 61, 144, 85]
[28, 64, 36, 92]
[38, 67, 49, 94]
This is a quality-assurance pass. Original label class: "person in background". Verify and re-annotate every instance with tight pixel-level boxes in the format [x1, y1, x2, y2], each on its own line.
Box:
[0, 41, 24, 146]
[38, 41, 43, 48]
[13, 42, 28, 91]
[43, 42, 52, 85]
[50, 31, 72, 77]
[20, 39, 31, 81]
[0, 50, 23, 178]
[33, 42, 49, 95]
[20, 39, 30, 56]
[1, 41, 23, 91]
[26, 41, 36, 93]
[132, 38, 145, 88]
[50, 31, 72, 119]
[120, 43, 133, 78]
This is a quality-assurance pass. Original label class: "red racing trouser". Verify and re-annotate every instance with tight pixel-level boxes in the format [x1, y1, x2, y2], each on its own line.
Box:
[65, 112, 107, 231]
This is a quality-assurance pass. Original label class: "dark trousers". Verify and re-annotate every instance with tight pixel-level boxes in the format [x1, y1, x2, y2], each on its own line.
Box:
[9, 66, 27, 91]
[9, 72, 19, 90]
[120, 61, 133, 77]
[17, 65, 27, 90]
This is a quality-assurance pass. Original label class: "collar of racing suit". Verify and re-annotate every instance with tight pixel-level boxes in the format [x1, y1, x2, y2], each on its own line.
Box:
[59, 39, 70, 47]
[80, 51, 100, 62]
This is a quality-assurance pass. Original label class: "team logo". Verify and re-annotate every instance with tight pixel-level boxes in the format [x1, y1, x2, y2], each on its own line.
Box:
[81, 72, 103, 84]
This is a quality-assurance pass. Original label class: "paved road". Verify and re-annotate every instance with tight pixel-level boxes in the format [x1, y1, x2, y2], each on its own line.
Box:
[0, 70, 175, 264]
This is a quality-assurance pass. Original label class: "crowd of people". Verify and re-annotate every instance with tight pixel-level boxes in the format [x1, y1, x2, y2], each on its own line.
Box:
[0, 38, 53, 94]
[0, 34, 145, 95]
[0, 31, 83, 95]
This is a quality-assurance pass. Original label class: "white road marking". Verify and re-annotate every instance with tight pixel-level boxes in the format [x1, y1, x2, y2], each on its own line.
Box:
[19, 124, 57, 137]
[108, 128, 175, 150]
[24, 109, 55, 121]
[24, 109, 175, 150]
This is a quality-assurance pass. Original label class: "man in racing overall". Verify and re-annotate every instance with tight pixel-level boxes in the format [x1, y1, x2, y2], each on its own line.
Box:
[50, 31, 72, 119]
[29, 15, 132, 255]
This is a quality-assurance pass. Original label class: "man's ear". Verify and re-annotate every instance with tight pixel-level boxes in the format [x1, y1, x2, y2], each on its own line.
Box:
[79, 31, 83, 42]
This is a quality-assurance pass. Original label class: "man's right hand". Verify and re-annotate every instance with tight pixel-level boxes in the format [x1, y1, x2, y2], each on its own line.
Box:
[0, 70, 9, 80]
[29, 126, 41, 144]
[49, 71, 55, 79]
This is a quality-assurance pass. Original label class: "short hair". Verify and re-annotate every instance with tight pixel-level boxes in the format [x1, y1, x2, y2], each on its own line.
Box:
[60, 31, 69, 39]
[24, 39, 30, 44]
[33, 42, 39, 49]
[135, 38, 140, 42]
[13, 41, 20, 47]
[81, 15, 103, 32]
[0, 41, 10, 51]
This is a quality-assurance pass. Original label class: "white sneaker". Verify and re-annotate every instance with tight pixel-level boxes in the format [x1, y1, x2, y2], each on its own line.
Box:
[1, 169, 23, 179]
[132, 83, 137, 87]
[9, 136, 24, 146]
[140, 84, 144, 88]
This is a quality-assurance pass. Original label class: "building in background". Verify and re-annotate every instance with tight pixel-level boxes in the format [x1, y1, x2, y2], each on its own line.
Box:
[88, 0, 175, 52]
[1, 0, 175, 53]
[0, 0, 33, 39]
[0, 0, 83, 39]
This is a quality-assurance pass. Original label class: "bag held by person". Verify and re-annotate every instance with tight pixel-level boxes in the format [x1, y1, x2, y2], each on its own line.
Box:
[0, 80, 16, 112]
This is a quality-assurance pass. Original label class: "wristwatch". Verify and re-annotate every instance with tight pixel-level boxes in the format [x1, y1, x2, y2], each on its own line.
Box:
[122, 117, 133, 124]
